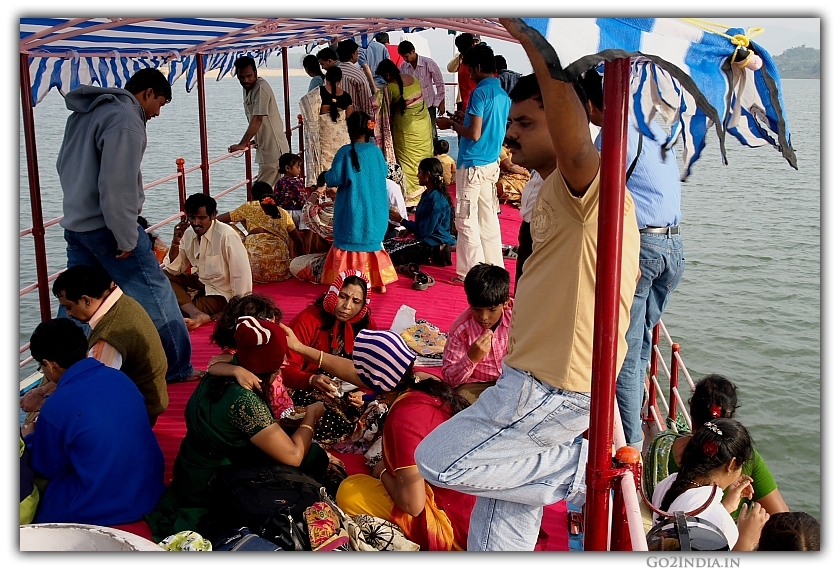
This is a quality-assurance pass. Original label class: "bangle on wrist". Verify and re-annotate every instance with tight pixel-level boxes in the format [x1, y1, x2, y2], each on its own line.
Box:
[318, 350, 324, 369]
[378, 469, 387, 481]
[308, 374, 316, 387]
[299, 423, 314, 434]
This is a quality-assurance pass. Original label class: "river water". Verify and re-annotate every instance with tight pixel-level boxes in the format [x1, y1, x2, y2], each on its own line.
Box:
[18, 73, 820, 520]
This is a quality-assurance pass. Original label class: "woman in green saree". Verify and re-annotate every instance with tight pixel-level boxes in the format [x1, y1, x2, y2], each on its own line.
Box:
[376, 59, 434, 208]
[145, 316, 328, 541]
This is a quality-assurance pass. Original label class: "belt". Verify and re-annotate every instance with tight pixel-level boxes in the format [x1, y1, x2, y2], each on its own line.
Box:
[639, 225, 679, 235]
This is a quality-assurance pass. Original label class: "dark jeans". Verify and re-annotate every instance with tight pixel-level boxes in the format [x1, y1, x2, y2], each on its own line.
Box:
[515, 220, 533, 293]
[62, 225, 194, 382]
[428, 106, 438, 140]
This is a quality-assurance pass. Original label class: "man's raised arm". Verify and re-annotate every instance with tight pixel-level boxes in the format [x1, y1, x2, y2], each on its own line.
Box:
[501, 19, 600, 196]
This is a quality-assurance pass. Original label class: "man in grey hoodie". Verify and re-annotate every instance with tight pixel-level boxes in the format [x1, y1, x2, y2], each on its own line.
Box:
[57, 68, 196, 384]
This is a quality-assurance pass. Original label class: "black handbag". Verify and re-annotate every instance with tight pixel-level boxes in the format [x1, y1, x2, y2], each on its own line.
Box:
[208, 463, 322, 550]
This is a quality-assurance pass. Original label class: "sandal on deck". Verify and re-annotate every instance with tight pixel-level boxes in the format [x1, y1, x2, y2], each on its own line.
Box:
[397, 263, 420, 278]
[412, 272, 436, 291]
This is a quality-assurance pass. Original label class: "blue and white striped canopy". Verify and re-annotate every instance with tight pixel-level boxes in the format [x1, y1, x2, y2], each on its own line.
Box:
[510, 17, 797, 177]
[19, 17, 796, 178]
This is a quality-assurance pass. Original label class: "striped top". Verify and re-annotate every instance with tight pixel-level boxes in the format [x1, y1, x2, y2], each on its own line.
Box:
[353, 329, 416, 393]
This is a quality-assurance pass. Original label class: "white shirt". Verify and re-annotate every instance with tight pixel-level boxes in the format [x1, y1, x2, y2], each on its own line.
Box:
[386, 179, 408, 225]
[651, 472, 739, 549]
[519, 171, 544, 223]
[165, 219, 253, 301]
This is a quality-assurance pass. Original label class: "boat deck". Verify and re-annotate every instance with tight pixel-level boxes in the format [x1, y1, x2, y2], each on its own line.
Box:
[135, 196, 572, 550]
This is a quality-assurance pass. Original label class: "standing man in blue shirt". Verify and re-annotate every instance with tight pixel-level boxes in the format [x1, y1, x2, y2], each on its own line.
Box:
[436, 45, 510, 284]
[582, 70, 686, 450]
[359, 32, 391, 92]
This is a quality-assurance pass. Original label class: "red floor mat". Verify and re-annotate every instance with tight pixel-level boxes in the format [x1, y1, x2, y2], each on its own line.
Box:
[147, 198, 571, 550]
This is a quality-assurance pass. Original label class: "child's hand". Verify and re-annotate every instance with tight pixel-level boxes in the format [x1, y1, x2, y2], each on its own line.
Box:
[234, 367, 262, 392]
[207, 353, 234, 367]
[733, 502, 769, 551]
[723, 474, 754, 513]
[467, 329, 493, 363]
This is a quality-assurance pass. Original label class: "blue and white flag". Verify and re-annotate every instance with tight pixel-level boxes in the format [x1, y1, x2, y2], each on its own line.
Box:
[509, 17, 797, 178]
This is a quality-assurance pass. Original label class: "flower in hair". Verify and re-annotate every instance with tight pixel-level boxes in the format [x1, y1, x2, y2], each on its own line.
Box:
[704, 421, 723, 436]
[367, 120, 376, 130]
[703, 441, 719, 456]
[709, 404, 721, 419]
[260, 196, 276, 206]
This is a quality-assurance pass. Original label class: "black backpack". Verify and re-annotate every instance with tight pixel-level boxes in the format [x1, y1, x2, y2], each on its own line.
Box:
[208, 463, 322, 550]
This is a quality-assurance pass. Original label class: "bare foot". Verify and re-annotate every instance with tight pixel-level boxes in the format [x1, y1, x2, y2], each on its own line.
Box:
[185, 313, 212, 330]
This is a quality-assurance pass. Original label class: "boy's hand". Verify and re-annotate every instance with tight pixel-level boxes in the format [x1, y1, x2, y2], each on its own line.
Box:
[467, 329, 493, 363]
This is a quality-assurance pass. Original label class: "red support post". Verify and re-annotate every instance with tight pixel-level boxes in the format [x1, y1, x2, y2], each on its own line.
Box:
[282, 46, 292, 148]
[20, 53, 52, 322]
[609, 475, 633, 551]
[245, 146, 253, 201]
[196, 53, 211, 195]
[645, 323, 661, 422]
[583, 57, 630, 552]
[668, 343, 681, 424]
[176, 158, 187, 220]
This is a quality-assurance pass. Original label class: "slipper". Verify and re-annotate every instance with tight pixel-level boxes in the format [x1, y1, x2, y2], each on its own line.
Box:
[397, 263, 420, 278]
[412, 272, 436, 291]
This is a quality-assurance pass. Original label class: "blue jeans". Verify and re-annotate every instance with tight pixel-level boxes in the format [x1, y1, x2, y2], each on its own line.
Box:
[415, 364, 590, 551]
[61, 225, 194, 382]
[615, 233, 685, 446]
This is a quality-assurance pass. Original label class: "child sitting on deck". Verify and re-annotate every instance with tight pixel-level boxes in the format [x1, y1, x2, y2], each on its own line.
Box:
[273, 152, 309, 232]
[441, 263, 513, 404]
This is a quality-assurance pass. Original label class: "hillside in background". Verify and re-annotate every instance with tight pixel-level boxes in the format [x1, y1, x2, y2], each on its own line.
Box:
[772, 45, 820, 78]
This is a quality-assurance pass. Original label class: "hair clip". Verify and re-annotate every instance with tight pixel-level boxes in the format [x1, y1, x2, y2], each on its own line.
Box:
[709, 404, 721, 419]
[704, 421, 723, 436]
[703, 441, 719, 456]
[367, 120, 376, 130]
[260, 196, 276, 206]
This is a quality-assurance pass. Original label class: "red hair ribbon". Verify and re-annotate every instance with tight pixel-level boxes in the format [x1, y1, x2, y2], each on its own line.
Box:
[709, 404, 721, 419]
[703, 441, 719, 456]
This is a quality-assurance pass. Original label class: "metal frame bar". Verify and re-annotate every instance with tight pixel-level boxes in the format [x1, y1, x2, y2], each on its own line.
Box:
[584, 56, 631, 552]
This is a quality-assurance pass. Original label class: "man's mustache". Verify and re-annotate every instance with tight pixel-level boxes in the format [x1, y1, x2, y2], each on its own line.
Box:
[504, 137, 520, 150]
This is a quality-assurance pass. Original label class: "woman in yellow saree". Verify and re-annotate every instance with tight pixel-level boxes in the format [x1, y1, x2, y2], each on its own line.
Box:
[376, 59, 434, 208]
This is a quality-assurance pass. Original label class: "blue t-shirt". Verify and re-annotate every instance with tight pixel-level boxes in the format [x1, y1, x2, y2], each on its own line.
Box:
[359, 41, 390, 87]
[595, 120, 682, 229]
[25, 358, 165, 526]
[326, 141, 389, 252]
[457, 77, 511, 169]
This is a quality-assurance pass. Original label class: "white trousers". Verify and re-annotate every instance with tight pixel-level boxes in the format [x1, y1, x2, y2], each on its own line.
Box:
[454, 162, 504, 278]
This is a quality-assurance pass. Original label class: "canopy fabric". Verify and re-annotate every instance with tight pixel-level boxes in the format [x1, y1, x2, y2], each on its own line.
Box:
[19, 16, 796, 177]
[511, 17, 797, 178]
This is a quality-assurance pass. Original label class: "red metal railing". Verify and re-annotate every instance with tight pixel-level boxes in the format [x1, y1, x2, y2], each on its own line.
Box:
[19, 117, 304, 369]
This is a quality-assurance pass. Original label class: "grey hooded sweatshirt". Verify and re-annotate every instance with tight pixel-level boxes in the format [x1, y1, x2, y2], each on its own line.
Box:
[57, 86, 148, 253]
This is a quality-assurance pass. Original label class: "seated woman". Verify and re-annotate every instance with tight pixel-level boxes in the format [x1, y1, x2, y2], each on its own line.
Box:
[651, 418, 770, 551]
[644, 374, 789, 517]
[290, 171, 336, 285]
[278, 323, 476, 550]
[210, 271, 380, 448]
[217, 181, 304, 283]
[144, 316, 328, 542]
[496, 142, 531, 207]
[385, 157, 456, 268]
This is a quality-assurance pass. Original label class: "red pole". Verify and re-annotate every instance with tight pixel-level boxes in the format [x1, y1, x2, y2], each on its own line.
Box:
[282, 46, 292, 148]
[645, 323, 661, 422]
[20, 53, 52, 322]
[583, 57, 630, 552]
[196, 53, 211, 195]
[245, 146, 253, 201]
[669, 343, 681, 424]
[176, 158, 187, 220]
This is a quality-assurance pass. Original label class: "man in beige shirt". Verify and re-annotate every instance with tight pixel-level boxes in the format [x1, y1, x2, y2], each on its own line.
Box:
[228, 56, 290, 187]
[165, 193, 253, 330]
[416, 20, 640, 551]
